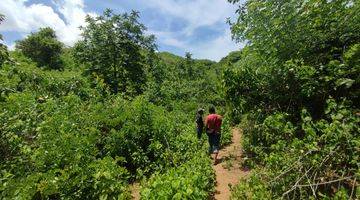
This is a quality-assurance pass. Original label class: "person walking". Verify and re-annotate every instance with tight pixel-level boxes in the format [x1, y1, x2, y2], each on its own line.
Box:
[195, 108, 204, 140]
[205, 106, 222, 164]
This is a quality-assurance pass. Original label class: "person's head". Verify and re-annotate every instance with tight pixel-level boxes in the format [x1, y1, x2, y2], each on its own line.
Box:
[197, 108, 204, 115]
[209, 106, 216, 114]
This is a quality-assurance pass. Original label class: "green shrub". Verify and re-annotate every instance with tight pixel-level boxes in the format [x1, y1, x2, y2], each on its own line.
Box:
[233, 100, 359, 199]
[226, 1, 359, 198]
[140, 153, 215, 200]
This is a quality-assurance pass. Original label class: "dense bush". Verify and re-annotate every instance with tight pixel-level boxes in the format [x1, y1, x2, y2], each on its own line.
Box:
[225, 0, 360, 199]
[0, 92, 131, 199]
[0, 76, 218, 198]
[232, 101, 359, 199]
[0, 24, 227, 198]
[140, 153, 215, 200]
[0, 53, 94, 100]
[137, 113, 231, 199]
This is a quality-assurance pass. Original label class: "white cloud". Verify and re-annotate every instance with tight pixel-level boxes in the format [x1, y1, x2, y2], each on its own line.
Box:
[144, 0, 237, 36]
[0, 0, 91, 46]
[189, 29, 243, 61]
[4, 41, 16, 50]
[0, 0, 244, 60]
[143, 0, 242, 61]
[148, 30, 186, 49]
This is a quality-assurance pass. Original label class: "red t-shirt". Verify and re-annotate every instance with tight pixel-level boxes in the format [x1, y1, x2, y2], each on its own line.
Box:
[205, 114, 222, 134]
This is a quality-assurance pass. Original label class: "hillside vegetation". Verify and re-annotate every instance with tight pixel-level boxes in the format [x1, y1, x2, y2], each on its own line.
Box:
[0, 11, 232, 199]
[0, 0, 359, 199]
[225, 0, 359, 199]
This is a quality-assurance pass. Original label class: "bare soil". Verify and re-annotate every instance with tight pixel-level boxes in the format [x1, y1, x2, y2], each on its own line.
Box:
[212, 128, 250, 200]
[130, 182, 140, 200]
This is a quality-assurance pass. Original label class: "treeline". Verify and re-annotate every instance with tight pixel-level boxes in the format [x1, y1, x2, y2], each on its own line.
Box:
[0, 10, 231, 199]
[224, 0, 359, 199]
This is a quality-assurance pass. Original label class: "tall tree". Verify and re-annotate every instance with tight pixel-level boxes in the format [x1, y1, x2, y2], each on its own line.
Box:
[185, 52, 194, 77]
[15, 27, 64, 70]
[228, 0, 360, 65]
[74, 9, 156, 95]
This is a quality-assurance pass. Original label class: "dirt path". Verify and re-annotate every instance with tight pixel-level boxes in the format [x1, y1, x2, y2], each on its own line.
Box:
[130, 182, 140, 200]
[212, 128, 249, 200]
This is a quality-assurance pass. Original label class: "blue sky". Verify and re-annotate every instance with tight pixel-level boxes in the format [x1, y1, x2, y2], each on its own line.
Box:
[0, 0, 244, 61]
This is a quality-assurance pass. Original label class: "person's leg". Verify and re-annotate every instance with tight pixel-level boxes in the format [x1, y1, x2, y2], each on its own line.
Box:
[207, 133, 212, 154]
[213, 134, 221, 164]
[197, 127, 202, 140]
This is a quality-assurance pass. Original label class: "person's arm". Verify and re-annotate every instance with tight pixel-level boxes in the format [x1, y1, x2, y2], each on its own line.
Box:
[204, 116, 208, 128]
[217, 115, 223, 133]
[218, 114, 223, 121]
